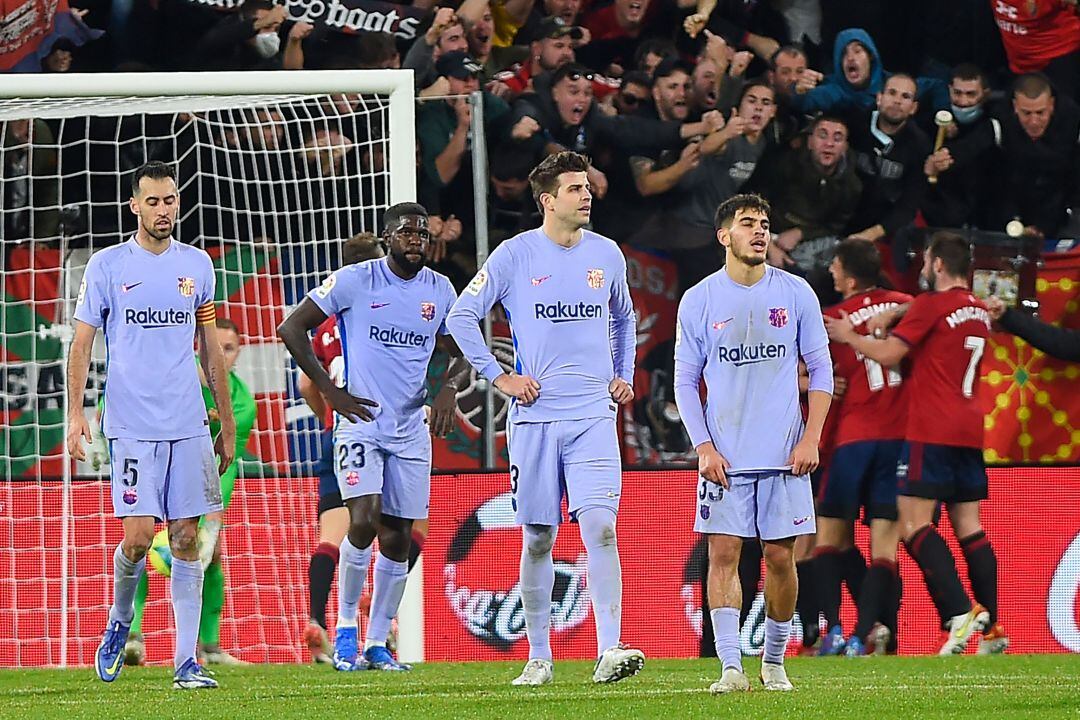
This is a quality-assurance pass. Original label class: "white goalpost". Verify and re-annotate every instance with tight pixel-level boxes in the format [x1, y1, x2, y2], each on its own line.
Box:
[0, 70, 423, 667]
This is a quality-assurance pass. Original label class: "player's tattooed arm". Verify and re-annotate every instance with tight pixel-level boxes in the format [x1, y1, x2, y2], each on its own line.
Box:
[865, 302, 910, 338]
[198, 320, 236, 475]
[277, 298, 378, 423]
[66, 320, 97, 462]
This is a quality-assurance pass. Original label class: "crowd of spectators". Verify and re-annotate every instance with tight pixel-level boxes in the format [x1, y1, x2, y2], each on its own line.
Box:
[5, 0, 1080, 299]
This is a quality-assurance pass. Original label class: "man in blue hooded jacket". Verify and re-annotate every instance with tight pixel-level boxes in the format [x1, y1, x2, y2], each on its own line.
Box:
[790, 29, 945, 117]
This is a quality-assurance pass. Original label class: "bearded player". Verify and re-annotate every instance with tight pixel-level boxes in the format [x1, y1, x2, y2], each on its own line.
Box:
[446, 151, 643, 686]
[67, 161, 234, 689]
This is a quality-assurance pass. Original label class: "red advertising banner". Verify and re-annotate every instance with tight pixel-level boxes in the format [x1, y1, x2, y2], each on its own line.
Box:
[2, 467, 1078, 667]
[423, 468, 1080, 660]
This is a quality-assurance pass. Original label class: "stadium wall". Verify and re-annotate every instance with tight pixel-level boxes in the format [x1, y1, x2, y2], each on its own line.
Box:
[3, 467, 1079, 667]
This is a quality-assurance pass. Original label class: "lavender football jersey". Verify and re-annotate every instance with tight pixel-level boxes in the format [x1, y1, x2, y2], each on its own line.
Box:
[445, 228, 636, 424]
[74, 237, 216, 440]
[308, 257, 457, 440]
[674, 265, 829, 481]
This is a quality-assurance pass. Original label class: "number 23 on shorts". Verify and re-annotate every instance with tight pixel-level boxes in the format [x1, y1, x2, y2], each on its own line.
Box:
[337, 441, 366, 472]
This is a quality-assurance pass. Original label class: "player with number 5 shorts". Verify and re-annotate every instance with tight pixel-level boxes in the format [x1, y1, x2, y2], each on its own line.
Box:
[674, 193, 833, 694]
[67, 161, 235, 690]
[446, 152, 643, 687]
[825, 231, 1006, 656]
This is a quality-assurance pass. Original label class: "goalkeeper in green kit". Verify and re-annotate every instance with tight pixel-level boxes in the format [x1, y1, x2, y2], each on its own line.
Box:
[116, 317, 257, 665]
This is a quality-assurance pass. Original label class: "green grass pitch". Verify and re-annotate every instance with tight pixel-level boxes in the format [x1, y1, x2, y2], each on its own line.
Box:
[4, 656, 1079, 720]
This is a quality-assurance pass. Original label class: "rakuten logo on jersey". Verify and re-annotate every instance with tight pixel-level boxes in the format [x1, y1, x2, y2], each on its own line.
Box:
[716, 342, 787, 366]
[369, 325, 427, 348]
[123, 307, 193, 328]
[534, 301, 603, 323]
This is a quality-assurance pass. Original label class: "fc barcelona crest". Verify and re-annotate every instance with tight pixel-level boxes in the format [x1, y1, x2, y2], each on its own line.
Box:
[768, 307, 788, 328]
[178, 277, 195, 297]
[420, 301, 436, 321]
[586, 268, 605, 289]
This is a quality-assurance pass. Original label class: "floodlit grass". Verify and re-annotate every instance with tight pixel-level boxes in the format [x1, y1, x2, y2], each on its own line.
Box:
[3, 655, 1079, 720]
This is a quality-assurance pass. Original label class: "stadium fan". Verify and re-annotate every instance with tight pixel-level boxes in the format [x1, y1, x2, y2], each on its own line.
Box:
[825, 231, 1008, 656]
[682, 0, 788, 65]
[943, 73, 1080, 239]
[845, 73, 929, 278]
[515, 0, 586, 45]
[992, 0, 1080, 101]
[629, 80, 778, 292]
[744, 113, 862, 299]
[491, 17, 620, 103]
[920, 64, 1000, 229]
[187, 0, 287, 71]
[403, 8, 471, 92]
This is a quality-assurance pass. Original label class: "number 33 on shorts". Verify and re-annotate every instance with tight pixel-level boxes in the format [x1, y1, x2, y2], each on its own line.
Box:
[698, 477, 723, 502]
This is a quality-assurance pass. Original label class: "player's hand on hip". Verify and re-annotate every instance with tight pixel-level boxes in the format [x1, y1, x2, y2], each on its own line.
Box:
[493, 373, 540, 404]
[67, 412, 92, 462]
[608, 378, 634, 405]
[786, 436, 819, 476]
[697, 441, 731, 490]
[429, 386, 458, 437]
[327, 385, 379, 422]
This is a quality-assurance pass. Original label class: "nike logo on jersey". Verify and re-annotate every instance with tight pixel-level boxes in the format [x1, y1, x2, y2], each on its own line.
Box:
[712, 317, 734, 331]
[121, 282, 143, 293]
[370, 302, 391, 309]
[531, 275, 552, 286]
[793, 516, 811, 526]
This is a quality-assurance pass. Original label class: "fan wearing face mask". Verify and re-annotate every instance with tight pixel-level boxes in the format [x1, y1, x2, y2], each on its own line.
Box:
[919, 64, 999, 229]
[189, 0, 287, 71]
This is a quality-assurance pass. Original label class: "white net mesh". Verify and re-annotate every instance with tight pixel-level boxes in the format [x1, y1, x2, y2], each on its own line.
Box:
[0, 83, 407, 667]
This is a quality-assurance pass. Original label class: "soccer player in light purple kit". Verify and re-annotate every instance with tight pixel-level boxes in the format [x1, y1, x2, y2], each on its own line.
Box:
[446, 152, 643, 686]
[67, 161, 235, 690]
[674, 193, 832, 693]
[277, 202, 469, 672]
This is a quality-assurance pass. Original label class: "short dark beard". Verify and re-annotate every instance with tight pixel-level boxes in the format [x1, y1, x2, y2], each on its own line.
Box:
[390, 246, 425, 276]
[144, 219, 172, 241]
[731, 245, 765, 267]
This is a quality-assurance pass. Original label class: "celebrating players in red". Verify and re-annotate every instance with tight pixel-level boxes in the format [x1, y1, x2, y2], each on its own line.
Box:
[825, 232, 1006, 656]
[816, 239, 911, 656]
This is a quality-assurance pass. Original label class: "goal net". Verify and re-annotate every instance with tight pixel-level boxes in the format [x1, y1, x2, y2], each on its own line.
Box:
[0, 70, 416, 667]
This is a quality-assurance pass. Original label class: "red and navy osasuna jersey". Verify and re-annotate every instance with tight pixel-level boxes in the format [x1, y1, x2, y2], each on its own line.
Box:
[992, 0, 1080, 73]
[891, 287, 991, 449]
[823, 288, 914, 452]
[311, 315, 343, 428]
